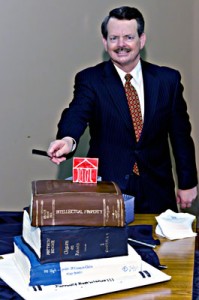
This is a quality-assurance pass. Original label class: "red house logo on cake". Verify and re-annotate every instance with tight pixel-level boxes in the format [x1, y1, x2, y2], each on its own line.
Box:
[73, 157, 99, 183]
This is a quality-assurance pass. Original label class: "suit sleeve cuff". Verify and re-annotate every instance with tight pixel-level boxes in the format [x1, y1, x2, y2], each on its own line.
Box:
[62, 137, 76, 152]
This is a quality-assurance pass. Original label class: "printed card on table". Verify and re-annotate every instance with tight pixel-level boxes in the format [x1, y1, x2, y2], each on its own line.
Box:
[73, 157, 99, 183]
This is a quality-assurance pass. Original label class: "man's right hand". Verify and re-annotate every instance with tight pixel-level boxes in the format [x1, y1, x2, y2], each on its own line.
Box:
[47, 137, 74, 165]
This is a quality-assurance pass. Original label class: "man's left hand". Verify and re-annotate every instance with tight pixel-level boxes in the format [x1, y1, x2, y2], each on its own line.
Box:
[176, 186, 198, 209]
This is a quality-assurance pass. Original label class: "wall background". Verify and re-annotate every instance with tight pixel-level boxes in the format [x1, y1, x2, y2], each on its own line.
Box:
[0, 0, 198, 210]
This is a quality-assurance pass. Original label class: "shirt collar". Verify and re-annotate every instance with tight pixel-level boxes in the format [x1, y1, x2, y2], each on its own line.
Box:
[114, 61, 142, 85]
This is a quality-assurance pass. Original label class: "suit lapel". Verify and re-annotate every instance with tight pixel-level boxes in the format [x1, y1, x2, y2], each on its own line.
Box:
[102, 60, 135, 133]
[140, 61, 159, 141]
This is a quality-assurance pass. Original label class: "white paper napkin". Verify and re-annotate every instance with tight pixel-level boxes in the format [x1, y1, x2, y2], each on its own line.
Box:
[155, 209, 197, 240]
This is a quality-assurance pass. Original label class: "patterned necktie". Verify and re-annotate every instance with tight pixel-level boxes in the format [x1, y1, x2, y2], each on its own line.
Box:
[124, 73, 143, 175]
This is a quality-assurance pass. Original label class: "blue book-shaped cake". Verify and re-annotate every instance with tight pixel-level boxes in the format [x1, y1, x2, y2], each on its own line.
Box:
[22, 210, 128, 263]
[13, 236, 142, 286]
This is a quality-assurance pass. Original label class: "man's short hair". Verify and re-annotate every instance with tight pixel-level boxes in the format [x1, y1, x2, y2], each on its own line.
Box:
[101, 6, 145, 39]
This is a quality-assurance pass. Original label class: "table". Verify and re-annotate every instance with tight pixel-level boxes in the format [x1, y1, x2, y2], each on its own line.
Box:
[89, 214, 196, 300]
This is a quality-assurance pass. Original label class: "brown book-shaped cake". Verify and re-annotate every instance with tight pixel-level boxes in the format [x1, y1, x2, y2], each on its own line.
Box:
[30, 180, 125, 227]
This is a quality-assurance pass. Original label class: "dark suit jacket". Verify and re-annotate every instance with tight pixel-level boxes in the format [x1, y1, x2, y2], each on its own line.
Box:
[57, 60, 198, 213]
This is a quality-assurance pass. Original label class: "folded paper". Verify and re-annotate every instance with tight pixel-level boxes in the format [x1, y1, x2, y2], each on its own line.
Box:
[155, 209, 197, 240]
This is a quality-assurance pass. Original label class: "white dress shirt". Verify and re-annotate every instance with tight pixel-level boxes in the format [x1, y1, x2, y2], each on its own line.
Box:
[114, 61, 145, 119]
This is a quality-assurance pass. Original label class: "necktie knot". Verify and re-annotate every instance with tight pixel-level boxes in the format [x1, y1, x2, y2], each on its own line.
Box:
[125, 73, 133, 82]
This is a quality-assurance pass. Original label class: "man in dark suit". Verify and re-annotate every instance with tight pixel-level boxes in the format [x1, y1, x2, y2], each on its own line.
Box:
[47, 6, 198, 213]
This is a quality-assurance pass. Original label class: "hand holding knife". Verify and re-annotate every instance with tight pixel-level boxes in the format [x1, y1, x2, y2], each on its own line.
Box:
[32, 149, 68, 165]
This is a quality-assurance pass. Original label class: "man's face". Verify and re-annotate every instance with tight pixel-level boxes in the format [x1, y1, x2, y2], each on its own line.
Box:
[102, 18, 146, 72]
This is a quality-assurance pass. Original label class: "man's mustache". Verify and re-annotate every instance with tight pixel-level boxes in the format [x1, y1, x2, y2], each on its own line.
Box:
[115, 47, 131, 53]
